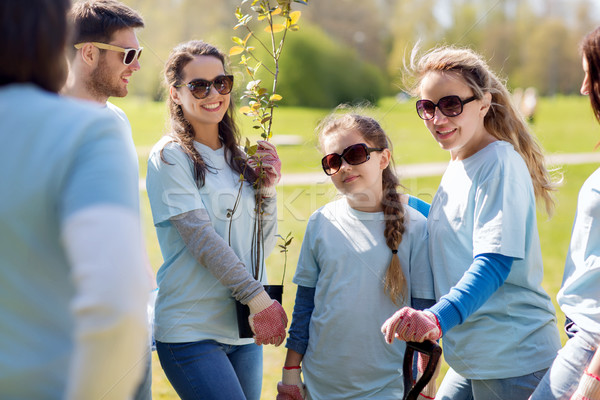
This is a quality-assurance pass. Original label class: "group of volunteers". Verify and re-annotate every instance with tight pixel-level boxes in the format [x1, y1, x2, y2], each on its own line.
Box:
[1, 0, 600, 399]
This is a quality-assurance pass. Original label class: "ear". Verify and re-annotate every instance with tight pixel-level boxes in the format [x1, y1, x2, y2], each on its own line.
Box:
[78, 43, 98, 67]
[480, 91, 493, 118]
[170, 85, 182, 105]
[379, 148, 391, 170]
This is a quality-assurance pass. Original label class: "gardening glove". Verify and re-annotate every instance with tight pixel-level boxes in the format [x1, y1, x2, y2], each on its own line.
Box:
[381, 307, 441, 344]
[416, 350, 442, 400]
[571, 370, 600, 400]
[248, 140, 281, 197]
[276, 367, 306, 400]
[248, 290, 288, 346]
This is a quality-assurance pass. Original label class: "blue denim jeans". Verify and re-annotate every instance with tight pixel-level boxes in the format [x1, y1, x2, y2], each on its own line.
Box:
[436, 366, 547, 400]
[529, 329, 598, 400]
[156, 340, 263, 400]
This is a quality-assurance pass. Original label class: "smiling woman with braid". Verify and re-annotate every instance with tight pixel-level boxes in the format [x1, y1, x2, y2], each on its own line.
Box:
[276, 108, 435, 400]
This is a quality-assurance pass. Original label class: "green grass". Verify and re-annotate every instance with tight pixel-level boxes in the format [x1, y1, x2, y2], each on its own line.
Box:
[125, 95, 599, 398]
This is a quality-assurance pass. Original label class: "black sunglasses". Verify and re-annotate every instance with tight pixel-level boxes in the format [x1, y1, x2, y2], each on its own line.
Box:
[174, 75, 234, 99]
[321, 143, 384, 176]
[416, 95, 477, 120]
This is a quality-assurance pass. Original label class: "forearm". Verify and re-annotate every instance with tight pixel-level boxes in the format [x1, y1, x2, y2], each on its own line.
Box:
[429, 253, 512, 334]
[171, 209, 263, 304]
[62, 206, 150, 400]
[286, 285, 315, 355]
[285, 348, 305, 367]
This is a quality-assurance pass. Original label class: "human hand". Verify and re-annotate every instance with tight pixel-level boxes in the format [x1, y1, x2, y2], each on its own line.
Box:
[276, 367, 306, 400]
[571, 370, 600, 400]
[248, 140, 281, 197]
[248, 291, 288, 346]
[381, 307, 441, 344]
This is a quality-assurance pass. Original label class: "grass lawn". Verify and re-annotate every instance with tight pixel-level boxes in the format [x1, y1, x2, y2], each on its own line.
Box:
[121, 95, 600, 398]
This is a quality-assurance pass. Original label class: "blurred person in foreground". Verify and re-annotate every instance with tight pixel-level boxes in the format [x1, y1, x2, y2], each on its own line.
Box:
[63, 2, 157, 399]
[530, 25, 600, 400]
[0, 0, 150, 399]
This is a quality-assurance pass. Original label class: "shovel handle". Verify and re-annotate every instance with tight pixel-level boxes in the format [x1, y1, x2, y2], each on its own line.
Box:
[402, 341, 442, 400]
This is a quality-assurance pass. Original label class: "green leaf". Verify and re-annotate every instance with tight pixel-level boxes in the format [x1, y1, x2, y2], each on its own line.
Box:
[232, 36, 245, 46]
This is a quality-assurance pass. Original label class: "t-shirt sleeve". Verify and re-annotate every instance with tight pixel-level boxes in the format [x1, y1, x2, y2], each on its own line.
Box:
[473, 172, 529, 259]
[60, 115, 139, 222]
[293, 215, 320, 288]
[146, 142, 205, 226]
[408, 210, 435, 300]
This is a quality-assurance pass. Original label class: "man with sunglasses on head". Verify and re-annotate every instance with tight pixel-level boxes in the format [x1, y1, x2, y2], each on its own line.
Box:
[62, 1, 157, 400]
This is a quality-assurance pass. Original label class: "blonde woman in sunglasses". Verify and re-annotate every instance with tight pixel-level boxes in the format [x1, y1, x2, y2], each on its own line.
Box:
[145, 40, 287, 400]
[381, 46, 561, 400]
[277, 108, 436, 399]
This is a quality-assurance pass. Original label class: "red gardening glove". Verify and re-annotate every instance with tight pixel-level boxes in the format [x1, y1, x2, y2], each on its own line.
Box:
[381, 307, 441, 344]
[248, 140, 281, 197]
[248, 291, 288, 346]
[571, 370, 600, 400]
[276, 367, 306, 400]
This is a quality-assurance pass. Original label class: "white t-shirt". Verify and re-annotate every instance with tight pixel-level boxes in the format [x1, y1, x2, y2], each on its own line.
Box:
[428, 141, 561, 379]
[146, 137, 271, 345]
[294, 198, 433, 399]
[558, 167, 600, 337]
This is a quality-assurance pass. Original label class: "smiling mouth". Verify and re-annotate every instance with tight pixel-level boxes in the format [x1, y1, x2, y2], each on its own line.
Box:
[437, 128, 456, 137]
[343, 175, 358, 183]
[202, 102, 221, 111]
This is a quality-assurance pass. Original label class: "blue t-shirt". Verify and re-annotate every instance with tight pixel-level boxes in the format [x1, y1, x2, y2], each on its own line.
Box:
[146, 137, 274, 345]
[558, 167, 600, 337]
[428, 141, 561, 379]
[0, 84, 139, 398]
[293, 198, 434, 399]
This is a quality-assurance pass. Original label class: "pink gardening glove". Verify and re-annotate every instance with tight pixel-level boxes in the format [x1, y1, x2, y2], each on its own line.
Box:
[248, 140, 281, 197]
[381, 307, 441, 344]
[248, 291, 288, 346]
[276, 367, 306, 400]
[571, 370, 600, 400]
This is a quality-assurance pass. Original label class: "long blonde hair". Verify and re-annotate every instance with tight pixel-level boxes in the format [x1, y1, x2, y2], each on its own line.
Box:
[317, 110, 407, 306]
[408, 45, 558, 215]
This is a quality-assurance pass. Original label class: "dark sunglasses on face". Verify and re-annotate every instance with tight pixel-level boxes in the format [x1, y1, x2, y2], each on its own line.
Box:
[74, 42, 143, 65]
[416, 95, 477, 120]
[174, 75, 234, 99]
[321, 143, 385, 176]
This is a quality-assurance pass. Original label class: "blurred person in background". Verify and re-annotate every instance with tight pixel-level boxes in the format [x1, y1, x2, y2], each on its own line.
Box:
[0, 0, 150, 399]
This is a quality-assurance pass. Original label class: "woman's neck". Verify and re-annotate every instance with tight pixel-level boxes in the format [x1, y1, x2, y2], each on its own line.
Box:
[346, 191, 384, 213]
[193, 123, 221, 150]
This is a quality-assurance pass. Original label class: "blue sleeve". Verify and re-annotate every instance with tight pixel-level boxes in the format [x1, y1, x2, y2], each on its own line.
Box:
[285, 285, 315, 355]
[407, 195, 431, 218]
[428, 253, 513, 334]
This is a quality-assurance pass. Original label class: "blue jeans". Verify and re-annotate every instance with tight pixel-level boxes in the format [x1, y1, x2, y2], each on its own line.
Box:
[437, 366, 547, 400]
[529, 329, 598, 400]
[156, 340, 263, 400]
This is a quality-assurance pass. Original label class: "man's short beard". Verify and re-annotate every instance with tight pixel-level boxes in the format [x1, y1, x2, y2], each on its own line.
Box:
[87, 54, 127, 101]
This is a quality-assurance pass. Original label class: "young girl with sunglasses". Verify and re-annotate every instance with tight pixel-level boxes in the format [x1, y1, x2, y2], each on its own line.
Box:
[381, 46, 562, 400]
[530, 26, 600, 400]
[276, 109, 436, 399]
[145, 40, 288, 400]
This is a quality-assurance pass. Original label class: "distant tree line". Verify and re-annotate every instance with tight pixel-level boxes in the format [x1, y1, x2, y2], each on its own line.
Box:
[121, 0, 598, 106]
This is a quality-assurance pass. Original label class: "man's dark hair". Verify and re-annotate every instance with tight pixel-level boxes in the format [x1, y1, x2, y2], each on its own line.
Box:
[70, 0, 144, 45]
[0, 0, 71, 92]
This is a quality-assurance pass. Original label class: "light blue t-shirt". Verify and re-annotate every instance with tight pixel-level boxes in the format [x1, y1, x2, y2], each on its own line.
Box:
[293, 198, 434, 399]
[428, 141, 561, 379]
[0, 84, 139, 398]
[146, 137, 273, 345]
[558, 167, 600, 337]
